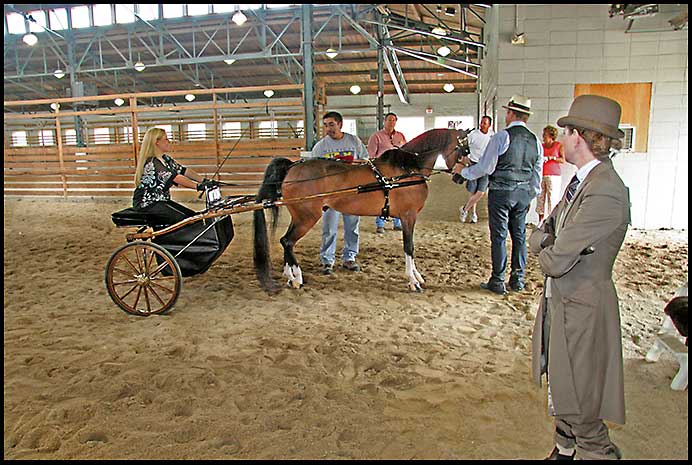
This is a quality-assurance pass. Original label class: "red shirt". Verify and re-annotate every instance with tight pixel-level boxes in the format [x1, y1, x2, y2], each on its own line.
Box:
[542, 141, 562, 176]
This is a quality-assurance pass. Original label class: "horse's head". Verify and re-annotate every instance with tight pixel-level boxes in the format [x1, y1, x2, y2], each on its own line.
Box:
[400, 128, 472, 171]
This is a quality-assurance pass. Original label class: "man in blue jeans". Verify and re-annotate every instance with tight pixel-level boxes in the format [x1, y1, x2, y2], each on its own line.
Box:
[456, 96, 543, 294]
[307, 111, 369, 275]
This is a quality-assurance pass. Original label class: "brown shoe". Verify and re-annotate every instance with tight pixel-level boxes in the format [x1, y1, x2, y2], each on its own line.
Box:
[342, 260, 360, 272]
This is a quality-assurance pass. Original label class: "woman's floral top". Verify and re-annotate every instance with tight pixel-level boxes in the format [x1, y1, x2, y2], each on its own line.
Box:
[133, 154, 187, 209]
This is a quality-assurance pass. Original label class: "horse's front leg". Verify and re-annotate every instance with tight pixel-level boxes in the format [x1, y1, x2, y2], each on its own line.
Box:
[400, 214, 425, 292]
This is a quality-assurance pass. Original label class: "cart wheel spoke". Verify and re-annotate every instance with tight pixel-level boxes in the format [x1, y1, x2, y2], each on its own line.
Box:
[150, 280, 175, 295]
[112, 279, 139, 286]
[147, 285, 166, 306]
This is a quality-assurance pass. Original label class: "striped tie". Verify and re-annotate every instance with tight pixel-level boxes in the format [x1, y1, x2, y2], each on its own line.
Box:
[566, 174, 580, 202]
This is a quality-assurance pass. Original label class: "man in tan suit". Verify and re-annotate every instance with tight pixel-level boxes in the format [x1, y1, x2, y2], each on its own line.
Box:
[528, 95, 631, 460]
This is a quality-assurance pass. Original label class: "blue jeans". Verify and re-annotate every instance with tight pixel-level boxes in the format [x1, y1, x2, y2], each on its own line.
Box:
[375, 216, 401, 228]
[487, 188, 532, 286]
[320, 208, 360, 265]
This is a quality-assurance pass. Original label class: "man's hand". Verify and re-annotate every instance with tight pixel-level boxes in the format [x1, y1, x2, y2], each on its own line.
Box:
[196, 178, 219, 191]
[452, 173, 466, 185]
[451, 162, 463, 175]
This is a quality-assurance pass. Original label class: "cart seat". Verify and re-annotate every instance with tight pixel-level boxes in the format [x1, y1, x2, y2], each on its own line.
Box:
[111, 207, 158, 227]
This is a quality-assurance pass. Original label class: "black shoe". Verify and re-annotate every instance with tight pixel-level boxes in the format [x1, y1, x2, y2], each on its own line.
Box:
[480, 281, 507, 295]
[509, 281, 525, 292]
[545, 447, 575, 460]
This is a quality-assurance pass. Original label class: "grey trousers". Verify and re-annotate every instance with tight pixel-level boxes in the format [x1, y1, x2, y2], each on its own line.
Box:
[554, 416, 622, 460]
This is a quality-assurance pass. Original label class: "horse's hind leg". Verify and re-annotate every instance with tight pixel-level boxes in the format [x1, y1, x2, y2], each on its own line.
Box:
[280, 207, 320, 289]
[400, 213, 425, 292]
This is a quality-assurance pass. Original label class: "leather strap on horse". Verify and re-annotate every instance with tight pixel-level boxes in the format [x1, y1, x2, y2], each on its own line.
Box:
[363, 159, 427, 219]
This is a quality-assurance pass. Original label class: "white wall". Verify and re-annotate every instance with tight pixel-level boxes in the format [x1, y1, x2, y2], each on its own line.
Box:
[492, 4, 688, 229]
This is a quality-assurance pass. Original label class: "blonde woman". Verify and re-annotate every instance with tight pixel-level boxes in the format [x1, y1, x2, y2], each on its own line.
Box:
[133, 127, 211, 225]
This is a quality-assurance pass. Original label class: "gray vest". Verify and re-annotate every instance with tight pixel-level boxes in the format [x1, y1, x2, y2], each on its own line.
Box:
[489, 125, 539, 191]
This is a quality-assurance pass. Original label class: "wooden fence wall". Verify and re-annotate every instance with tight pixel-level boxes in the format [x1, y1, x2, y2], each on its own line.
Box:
[4, 85, 308, 199]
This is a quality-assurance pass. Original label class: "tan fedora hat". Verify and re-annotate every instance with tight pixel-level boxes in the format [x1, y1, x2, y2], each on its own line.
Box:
[502, 94, 532, 115]
[557, 95, 625, 139]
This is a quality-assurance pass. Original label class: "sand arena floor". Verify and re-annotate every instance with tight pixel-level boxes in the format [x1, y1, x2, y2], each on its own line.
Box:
[3, 194, 688, 460]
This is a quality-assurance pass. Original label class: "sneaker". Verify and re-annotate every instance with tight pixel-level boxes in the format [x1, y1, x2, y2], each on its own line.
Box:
[459, 207, 468, 223]
[342, 260, 360, 272]
[470, 212, 478, 223]
[545, 447, 576, 460]
[480, 281, 507, 295]
[509, 281, 525, 292]
[322, 263, 334, 275]
[393, 225, 402, 231]
[376, 227, 385, 234]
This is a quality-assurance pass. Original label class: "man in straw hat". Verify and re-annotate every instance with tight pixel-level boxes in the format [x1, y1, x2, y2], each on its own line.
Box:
[457, 95, 543, 295]
[528, 95, 630, 460]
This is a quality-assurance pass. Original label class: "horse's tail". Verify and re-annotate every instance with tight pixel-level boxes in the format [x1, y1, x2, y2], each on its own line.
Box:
[253, 157, 294, 292]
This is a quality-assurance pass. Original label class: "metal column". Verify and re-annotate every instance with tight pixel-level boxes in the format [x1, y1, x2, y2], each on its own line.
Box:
[301, 4, 316, 150]
[376, 18, 384, 130]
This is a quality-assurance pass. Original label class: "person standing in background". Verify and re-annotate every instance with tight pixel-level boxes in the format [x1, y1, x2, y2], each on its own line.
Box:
[307, 111, 370, 275]
[367, 112, 407, 233]
[453, 115, 494, 224]
[536, 125, 565, 224]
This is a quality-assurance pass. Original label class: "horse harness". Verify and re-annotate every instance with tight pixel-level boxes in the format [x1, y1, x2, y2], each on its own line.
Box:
[361, 159, 427, 220]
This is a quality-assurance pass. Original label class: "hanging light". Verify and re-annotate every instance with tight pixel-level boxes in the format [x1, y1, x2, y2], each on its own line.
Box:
[443, 83, 455, 93]
[114, 98, 125, 106]
[23, 33, 38, 46]
[50, 103, 60, 111]
[232, 9, 247, 26]
[437, 45, 451, 57]
[263, 89, 275, 98]
[325, 48, 338, 59]
[349, 85, 361, 95]
[134, 61, 146, 72]
[185, 93, 196, 102]
[53, 68, 65, 79]
[224, 58, 236, 65]
[431, 26, 447, 36]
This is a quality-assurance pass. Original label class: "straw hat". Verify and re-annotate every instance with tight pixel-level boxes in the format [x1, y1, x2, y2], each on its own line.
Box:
[557, 95, 625, 139]
[502, 95, 532, 115]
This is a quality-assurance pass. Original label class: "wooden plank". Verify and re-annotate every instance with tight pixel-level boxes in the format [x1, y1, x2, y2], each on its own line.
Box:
[574, 83, 651, 152]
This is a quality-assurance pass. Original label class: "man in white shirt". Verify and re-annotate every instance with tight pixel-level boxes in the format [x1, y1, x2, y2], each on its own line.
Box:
[453, 115, 494, 223]
[306, 111, 369, 275]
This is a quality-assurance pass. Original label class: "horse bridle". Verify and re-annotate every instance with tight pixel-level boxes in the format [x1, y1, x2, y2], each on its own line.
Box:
[454, 133, 471, 163]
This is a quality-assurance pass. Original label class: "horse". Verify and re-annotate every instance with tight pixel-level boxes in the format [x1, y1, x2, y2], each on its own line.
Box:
[252, 128, 470, 292]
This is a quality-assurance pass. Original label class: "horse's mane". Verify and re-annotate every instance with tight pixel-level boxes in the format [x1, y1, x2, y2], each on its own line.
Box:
[378, 128, 459, 171]
[378, 148, 425, 171]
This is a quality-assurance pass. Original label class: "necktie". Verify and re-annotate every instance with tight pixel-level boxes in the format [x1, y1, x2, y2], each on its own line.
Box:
[565, 174, 580, 202]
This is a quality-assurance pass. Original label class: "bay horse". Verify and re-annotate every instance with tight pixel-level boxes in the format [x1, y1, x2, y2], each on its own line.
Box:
[253, 128, 470, 292]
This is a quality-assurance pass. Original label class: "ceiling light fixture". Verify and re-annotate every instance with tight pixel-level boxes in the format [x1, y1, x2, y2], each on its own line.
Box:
[264, 89, 274, 98]
[185, 93, 196, 102]
[326, 48, 338, 59]
[114, 98, 125, 106]
[349, 85, 361, 95]
[53, 68, 65, 79]
[431, 26, 447, 36]
[443, 83, 455, 93]
[232, 10, 247, 26]
[50, 103, 60, 111]
[23, 33, 38, 46]
[134, 61, 146, 72]
[437, 45, 451, 57]
[224, 58, 236, 65]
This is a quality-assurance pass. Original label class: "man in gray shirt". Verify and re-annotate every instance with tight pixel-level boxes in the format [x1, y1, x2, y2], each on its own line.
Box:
[305, 111, 369, 275]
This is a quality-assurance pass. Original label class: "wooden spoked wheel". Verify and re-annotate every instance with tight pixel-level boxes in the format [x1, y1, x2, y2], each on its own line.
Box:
[105, 241, 182, 316]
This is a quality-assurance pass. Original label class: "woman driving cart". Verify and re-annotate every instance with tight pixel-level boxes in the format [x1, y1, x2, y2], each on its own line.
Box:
[133, 127, 217, 226]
